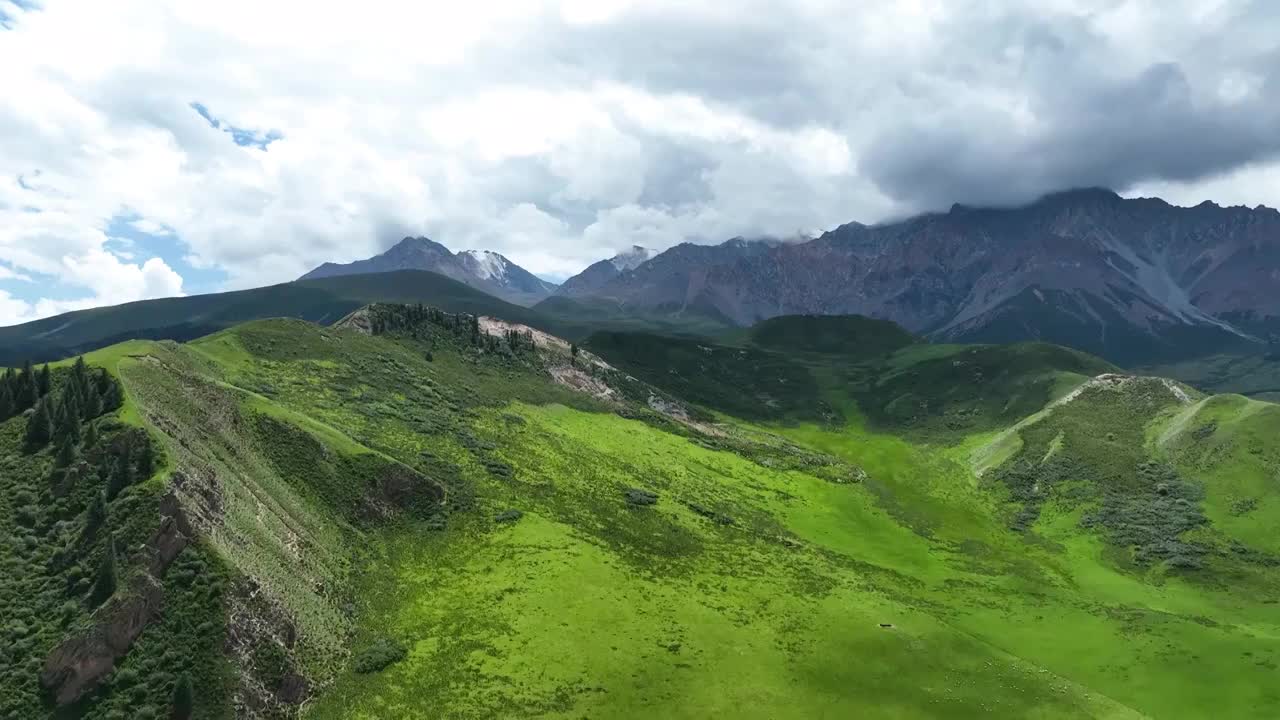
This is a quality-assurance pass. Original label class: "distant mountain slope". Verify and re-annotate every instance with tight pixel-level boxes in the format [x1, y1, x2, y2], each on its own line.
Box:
[586, 314, 1116, 434]
[559, 189, 1280, 365]
[552, 245, 657, 299]
[300, 237, 557, 306]
[0, 270, 549, 365]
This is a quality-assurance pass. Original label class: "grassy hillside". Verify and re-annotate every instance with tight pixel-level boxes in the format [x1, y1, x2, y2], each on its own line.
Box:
[3, 307, 1279, 719]
[587, 320, 1114, 438]
[535, 295, 734, 339]
[584, 330, 831, 422]
[0, 270, 549, 366]
[742, 313, 919, 358]
[1143, 350, 1280, 403]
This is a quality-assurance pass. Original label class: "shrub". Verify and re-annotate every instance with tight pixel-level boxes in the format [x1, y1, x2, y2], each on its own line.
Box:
[624, 488, 658, 507]
[494, 509, 523, 523]
[353, 638, 408, 674]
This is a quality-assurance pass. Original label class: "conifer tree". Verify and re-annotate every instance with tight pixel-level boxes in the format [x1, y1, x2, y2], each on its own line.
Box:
[82, 491, 107, 543]
[172, 672, 194, 720]
[84, 420, 99, 449]
[107, 453, 134, 500]
[73, 356, 88, 388]
[136, 436, 154, 480]
[25, 398, 54, 447]
[0, 367, 13, 409]
[83, 385, 101, 417]
[17, 361, 38, 410]
[0, 383, 12, 420]
[101, 375, 123, 412]
[57, 389, 82, 444]
[37, 363, 51, 397]
[54, 434, 79, 469]
[90, 535, 118, 606]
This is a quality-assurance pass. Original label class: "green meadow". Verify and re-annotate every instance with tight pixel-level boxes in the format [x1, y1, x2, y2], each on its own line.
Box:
[4, 308, 1278, 718]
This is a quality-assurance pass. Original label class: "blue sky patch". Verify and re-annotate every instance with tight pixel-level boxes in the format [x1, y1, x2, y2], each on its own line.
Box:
[105, 214, 227, 295]
[190, 102, 283, 150]
[0, 0, 39, 29]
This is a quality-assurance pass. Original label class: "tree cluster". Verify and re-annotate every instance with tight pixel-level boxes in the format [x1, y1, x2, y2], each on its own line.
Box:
[0, 360, 47, 424]
[17, 357, 123, 451]
[363, 303, 540, 359]
[503, 328, 535, 355]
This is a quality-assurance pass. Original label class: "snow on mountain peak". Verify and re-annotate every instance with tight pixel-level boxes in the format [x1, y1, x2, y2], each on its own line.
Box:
[462, 249, 508, 282]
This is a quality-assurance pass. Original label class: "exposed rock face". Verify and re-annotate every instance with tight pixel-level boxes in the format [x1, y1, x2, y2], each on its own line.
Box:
[41, 575, 165, 706]
[40, 493, 192, 706]
[300, 237, 557, 306]
[557, 190, 1280, 364]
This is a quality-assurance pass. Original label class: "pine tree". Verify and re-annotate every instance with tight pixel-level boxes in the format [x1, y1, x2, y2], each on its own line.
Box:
[85, 385, 103, 419]
[84, 420, 99, 449]
[0, 367, 13, 410]
[82, 491, 107, 543]
[107, 452, 134, 500]
[90, 535, 118, 606]
[101, 374, 123, 412]
[25, 398, 53, 447]
[37, 364, 51, 397]
[17, 361, 38, 410]
[0, 383, 12, 420]
[54, 434, 79, 469]
[72, 356, 88, 389]
[172, 672, 194, 720]
[136, 436, 154, 480]
[57, 389, 81, 444]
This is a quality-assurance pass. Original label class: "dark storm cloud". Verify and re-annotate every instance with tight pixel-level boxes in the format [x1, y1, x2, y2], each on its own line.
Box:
[489, 1, 1280, 214]
[863, 58, 1280, 209]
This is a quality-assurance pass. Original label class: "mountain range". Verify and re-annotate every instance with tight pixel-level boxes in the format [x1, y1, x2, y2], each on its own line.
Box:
[300, 236, 559, 306]
[553, 245, 659, 298]
[547, 188, 1280, 365]
[3, 188, 1278, 375]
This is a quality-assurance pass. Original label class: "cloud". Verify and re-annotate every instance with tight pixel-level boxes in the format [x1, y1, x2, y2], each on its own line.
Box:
[0, 252, 184, 326]
[1, 0, 1278, 325]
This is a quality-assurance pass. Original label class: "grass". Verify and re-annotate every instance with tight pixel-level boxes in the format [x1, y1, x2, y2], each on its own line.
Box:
[7, 310, 1280, 719]
[740, 313, 919, 358]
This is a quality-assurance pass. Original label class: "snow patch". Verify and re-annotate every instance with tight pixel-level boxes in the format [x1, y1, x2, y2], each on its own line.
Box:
[462, 249, 509, 282]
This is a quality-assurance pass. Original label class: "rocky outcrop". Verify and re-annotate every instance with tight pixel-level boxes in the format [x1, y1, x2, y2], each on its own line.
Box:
[40, 492, 193, 706]
[41, 575, 166, 705]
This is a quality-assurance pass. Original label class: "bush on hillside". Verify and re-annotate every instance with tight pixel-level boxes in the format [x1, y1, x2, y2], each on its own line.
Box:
[353, 638, 408, 674]
[624, 488, 658, 507]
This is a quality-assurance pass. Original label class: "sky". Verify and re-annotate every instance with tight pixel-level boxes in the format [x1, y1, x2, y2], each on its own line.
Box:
[1, 0, 1279, 326]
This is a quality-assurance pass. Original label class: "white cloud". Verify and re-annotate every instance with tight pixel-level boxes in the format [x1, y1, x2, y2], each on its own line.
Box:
[0, 0, 1277, 325]
[128, 217, 172, 235]
[0, 252, 184, 326]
